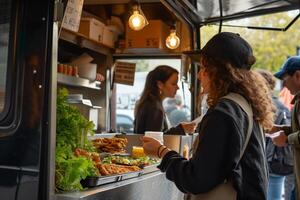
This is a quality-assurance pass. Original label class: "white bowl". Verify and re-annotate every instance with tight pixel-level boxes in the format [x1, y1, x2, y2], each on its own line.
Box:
[77, 63, 97, 81]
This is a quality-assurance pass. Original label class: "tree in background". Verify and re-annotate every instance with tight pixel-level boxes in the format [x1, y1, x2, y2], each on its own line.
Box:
[135, 59, 150, 72]
[200, 11, 300, 72]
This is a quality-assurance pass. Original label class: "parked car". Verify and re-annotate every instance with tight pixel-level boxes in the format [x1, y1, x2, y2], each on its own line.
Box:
[116, 109, 134, 133]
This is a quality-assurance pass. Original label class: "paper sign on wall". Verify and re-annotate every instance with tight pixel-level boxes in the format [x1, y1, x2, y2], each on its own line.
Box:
[114, 62, 136, 86]
[62, 0, 84, 32]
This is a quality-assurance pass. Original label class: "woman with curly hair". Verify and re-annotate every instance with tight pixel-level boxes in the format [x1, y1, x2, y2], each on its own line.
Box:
[142, 32, 274, 200]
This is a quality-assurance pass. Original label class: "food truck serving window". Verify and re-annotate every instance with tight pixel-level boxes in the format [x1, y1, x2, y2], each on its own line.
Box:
[0, 0, 10, 114]
[115, 59, 191, 133]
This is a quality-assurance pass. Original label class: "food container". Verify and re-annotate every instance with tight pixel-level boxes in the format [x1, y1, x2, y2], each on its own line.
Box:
[131, 146, 145, 158]
[77, 63, 97, 81]
[142, 163, 159, 174]
[119, 171, 142, 181]
[144, 131, 164, 143]
[81, 175, 120, 187]
[67, 95, 101, 130]
[89, 106, 101, 130]
[81, 170, 142, 188]
[57, 64, 64, 73]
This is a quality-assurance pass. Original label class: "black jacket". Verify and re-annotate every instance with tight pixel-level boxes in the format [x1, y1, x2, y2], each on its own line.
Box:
[134, 99, 185, 135]
[158, 98, 268, 200]
[266, 96, 293, 173]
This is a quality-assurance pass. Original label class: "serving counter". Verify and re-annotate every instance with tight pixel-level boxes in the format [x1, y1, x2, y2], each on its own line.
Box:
[55, 133, 195, 200]
[56, 171, 184, 200]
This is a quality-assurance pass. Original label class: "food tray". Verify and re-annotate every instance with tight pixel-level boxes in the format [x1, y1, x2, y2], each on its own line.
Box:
[81, 170, 143, 188]
[119, 170, 143, 181]
[142, 163, 159, 174]
[81, 174, 120, 187]
[99, 152, 130, 159]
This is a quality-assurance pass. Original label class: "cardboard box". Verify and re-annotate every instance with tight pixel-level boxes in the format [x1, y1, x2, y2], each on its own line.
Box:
[102, 26, 116, 48]
[125, 20, 169, 50]
[175, 21, 191, 52]
[78, 18, 104, 42]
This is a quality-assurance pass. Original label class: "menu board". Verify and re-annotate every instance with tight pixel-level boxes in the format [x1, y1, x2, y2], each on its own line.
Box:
[114, 62, 136, 86]
[62, 0, 84, 32]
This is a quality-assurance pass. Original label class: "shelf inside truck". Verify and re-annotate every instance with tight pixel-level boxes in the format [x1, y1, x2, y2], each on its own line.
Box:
[57, 73, 101, 90]
[59, 28, 113, 56]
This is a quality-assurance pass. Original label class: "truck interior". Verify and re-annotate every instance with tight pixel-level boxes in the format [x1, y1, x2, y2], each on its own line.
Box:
[0, 0, 299, 200]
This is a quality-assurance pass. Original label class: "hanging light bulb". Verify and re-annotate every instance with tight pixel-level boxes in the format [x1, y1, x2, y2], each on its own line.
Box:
[166, 28, 180, 49]
[128, 4, 147, 31]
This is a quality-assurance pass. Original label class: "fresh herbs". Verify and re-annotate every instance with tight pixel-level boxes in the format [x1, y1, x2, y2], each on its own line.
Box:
[55, 88, 98, 191]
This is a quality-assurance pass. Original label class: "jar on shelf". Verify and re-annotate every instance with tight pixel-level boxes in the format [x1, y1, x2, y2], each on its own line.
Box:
[67, 65, 73, 76]
[72, 66, 79, 77]
[58, 64, 64, 73]
[63, 64, 68, 75]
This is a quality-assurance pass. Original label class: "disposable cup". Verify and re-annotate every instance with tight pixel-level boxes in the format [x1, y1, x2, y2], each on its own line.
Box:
[144, 131, 164, 143]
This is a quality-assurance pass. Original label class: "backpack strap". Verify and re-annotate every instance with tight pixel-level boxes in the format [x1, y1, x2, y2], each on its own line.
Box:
[221, 93, 253, 163]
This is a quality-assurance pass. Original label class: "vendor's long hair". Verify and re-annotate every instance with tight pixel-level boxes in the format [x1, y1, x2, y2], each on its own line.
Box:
[201, 56, 274, 130]
[135, 65, 178, 115]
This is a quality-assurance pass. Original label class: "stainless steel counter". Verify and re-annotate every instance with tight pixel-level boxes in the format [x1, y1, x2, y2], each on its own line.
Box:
[55, 133, 194, 200]
[55, 171, 184, 200]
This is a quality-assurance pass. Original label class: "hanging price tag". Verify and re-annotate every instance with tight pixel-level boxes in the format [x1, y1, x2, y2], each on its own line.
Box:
[62, 0, 84, 32]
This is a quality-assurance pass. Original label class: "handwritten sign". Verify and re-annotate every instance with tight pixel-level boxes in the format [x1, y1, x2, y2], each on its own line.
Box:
[62, 0, 84, 32]
[114, 62, 136, 86]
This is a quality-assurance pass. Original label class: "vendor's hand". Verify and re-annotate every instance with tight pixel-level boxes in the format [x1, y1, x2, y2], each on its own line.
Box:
[142, 136, 163, 158]
[181, 122, 197, 134]
[272, 131, 288, 147]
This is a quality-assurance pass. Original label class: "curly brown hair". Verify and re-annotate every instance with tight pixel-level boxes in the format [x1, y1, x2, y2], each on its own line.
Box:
[201, 56, 275, 130]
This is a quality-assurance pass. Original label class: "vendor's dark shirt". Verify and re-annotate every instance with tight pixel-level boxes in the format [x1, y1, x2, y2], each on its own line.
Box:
[158, 99, 268, 200]
[134, 99, 184, 135]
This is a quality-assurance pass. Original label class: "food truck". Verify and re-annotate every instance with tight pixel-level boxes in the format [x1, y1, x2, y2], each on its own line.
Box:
[0, 0, 299, 200]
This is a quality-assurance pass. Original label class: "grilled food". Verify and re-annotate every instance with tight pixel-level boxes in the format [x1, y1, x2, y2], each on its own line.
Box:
[96, 163, 141, 176]
[92, 137, 128, 153]
[74, 148, 101, 164]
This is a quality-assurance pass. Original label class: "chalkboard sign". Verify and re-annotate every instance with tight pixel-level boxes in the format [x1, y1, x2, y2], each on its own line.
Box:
[114, 62, 136, 86]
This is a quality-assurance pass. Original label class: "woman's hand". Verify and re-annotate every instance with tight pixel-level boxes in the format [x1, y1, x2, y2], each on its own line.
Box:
[142, 136, 163, 158]
[181, 122, 197, 134]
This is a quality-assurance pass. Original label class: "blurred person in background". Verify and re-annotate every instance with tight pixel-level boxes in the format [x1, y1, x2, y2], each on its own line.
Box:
[279, 86, 295, 200]
[279, 87, 294, 111]
[271, 56, 300, 200]
[257, 69, 294, 200]
[167, 94, 190, 126]
[134, 65, 196, 135]
[164, 97, 177, 117]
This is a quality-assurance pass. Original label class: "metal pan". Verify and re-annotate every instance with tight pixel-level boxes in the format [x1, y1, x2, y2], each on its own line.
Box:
[119, 170, 143, 181]
[81, 174, 120, 187]
[142, 163, 160, 174]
